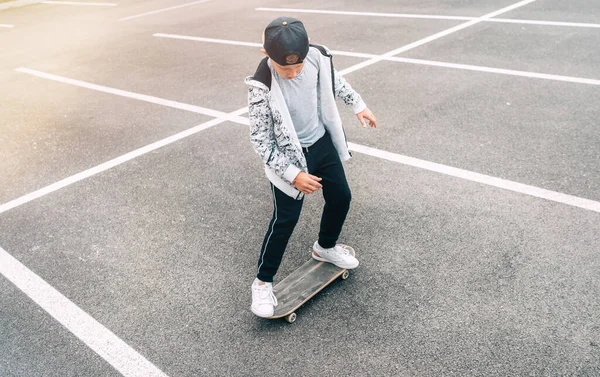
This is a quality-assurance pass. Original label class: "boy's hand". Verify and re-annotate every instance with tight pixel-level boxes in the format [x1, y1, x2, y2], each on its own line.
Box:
[292, 172, 323, 195]
[357, 108, 377, 128]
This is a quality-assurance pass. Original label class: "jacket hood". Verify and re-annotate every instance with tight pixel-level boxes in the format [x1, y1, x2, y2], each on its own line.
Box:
[244, 76, 269, 91]
[245, 45, 331, 91]
[245, 57, 271, 91]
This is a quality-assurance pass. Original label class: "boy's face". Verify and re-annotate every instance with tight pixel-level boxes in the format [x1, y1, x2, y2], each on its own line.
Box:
[270, 59, 304, 80]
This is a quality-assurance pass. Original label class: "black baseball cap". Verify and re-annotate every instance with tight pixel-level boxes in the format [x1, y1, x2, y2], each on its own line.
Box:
[263, 17, 309, 66]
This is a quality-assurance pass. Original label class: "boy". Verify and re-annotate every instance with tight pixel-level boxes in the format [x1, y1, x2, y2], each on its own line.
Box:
[245, 17, 376, 317]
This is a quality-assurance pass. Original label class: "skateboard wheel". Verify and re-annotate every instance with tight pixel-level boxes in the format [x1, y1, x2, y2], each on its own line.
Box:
[285, 313, 297, 323]
[341, 270, 350, 280]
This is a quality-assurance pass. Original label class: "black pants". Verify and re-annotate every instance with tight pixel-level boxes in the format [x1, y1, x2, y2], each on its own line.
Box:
[257, 132, 351, 283]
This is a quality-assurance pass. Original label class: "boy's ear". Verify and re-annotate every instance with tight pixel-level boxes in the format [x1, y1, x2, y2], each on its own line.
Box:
[260, 48, 268, 57]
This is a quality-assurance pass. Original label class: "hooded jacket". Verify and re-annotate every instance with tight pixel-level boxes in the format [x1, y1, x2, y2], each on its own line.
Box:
[244, 44, 366, 200]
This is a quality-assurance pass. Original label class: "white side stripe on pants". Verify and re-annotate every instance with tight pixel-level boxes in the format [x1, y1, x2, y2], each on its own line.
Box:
[257, 184, 278, 277]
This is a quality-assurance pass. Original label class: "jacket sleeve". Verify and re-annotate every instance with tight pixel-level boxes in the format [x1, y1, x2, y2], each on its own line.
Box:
[333, 68, 367, 114]
[247, 86, 301, 184]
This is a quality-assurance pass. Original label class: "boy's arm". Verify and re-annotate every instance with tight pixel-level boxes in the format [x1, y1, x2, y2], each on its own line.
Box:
[247, 86, 301, 184]
[333, 68, 377, 128]
[333, 68, 367, 114]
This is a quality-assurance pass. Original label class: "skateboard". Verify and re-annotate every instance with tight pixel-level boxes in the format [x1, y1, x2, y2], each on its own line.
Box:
[268, 244, 355, 323]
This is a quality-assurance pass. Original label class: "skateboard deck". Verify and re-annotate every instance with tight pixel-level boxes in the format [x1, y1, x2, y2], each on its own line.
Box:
[268, 245, 355, 323]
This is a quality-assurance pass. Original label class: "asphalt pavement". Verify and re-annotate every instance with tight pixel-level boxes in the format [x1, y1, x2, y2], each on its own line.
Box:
[1, 0, 599, 376]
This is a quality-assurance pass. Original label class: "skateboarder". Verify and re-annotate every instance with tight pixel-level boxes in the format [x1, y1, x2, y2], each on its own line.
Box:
[245, 17, 377, 317]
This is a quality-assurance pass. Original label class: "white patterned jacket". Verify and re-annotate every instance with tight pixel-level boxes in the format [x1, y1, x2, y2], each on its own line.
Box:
[244, 45, 366, 200]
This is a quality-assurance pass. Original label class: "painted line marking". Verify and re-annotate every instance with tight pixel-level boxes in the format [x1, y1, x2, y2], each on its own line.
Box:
[348, 143, 600, 214]
[154, 34, 600, 86]
[255, 7, 473, 21]
[41, 1, 117, 6]
[0, 107, 248, 215]
[3, 67, 599, 215]
[15, 68, 248, 123]
[119, 0, 210, 21]
[7, 1, 596, 218]
[152, 33, 376, 59]
[387, 56, 600, 85]
[154, 34, 262, 48]
[489, 17, 600, 28]
[0, 0, 45, 10]
[256, 7, 600, 29]
[0, 24, 15, 28]
[0, 245, 170, 377]
[338, 0, 538, 76]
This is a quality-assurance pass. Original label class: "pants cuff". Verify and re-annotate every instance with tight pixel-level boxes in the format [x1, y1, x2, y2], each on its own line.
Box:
[256, 274, 274, 283]
[317, 240, 336, 249]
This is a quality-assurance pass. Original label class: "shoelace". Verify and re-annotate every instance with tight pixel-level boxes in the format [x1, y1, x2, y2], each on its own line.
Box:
[338, 247, 350, 255]
[332, 246, 350, 258]
[256, 285, 278, 306]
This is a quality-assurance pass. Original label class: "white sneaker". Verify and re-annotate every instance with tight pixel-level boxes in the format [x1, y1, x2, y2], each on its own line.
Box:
[251, 278, 278, 318]
[312, 242, 359, 269]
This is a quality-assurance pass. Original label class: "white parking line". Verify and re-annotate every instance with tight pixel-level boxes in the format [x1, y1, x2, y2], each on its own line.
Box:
[387, 56, 600, 86]
[339, 0, 538, 75]
[2, 87, 598, 215]
[15, 68, 248, 123]
[256, 7, 473, 21]
[348, 143, 600, 214]
[154, 34, 600, 86]
[0, 246, 170, 377]
[11, 0, 541, 217]
[489, 18, 600, 28]
[0, 24, 15, 28]
[119, 0, 211, 21]
[41, 1, 118, 6]
[4, 66, 600, 215]
[153, 33, 376, 59]
[0, 0, 44, 10]
[0, 108, 248, 215]
[5, 66, 600, 215]
[256, 7, 600, 29]
[153, 34, 263, 48]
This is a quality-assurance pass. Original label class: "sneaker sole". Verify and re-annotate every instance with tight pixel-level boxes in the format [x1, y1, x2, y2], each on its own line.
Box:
[250, 305, 274, 318]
